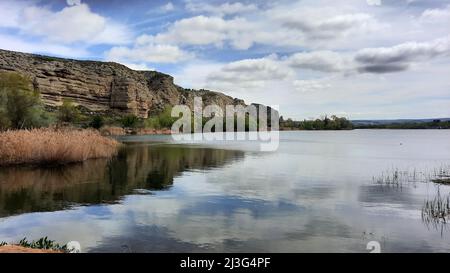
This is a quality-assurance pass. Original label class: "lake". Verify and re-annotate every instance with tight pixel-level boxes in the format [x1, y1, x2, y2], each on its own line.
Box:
[0, 130, 450, 252]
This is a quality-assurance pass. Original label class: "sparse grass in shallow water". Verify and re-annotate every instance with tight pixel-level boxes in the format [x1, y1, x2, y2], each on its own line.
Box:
[373, 165, 450, 234]
[432, 178, 450, 185]
[431, 166, 450, 185]
[373, 165, 450, 187]
[422, 189, 450, 234]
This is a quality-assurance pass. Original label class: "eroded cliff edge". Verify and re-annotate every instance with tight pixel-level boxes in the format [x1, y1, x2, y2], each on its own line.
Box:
[0, 49, 246, 118]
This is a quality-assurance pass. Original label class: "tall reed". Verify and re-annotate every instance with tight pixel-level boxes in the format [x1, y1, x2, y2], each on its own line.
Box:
[0, 128, 119, 166]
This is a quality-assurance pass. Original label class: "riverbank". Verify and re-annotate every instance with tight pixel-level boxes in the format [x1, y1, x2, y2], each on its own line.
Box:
[0, 128, 119, 166]
[100, 126, 172, 136]
[0, 245, 62, 253]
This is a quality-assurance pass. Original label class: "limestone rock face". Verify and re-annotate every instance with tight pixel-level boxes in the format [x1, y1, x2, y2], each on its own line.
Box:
[0, 49, 247, 118]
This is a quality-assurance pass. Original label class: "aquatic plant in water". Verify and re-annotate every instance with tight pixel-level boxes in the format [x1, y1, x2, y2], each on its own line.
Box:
[422, 189, 450, 234]
[373, 166, 450, 234]
[373, 165, 450, 187]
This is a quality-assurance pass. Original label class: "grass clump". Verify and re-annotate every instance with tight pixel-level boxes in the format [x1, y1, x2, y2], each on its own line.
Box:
[18, 237, 67, 251]
[0, 237, 67, 251]
[0, 128, 119, 166]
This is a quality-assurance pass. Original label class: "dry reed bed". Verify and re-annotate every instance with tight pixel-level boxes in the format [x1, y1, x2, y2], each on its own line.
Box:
[0, 128, 119, 166]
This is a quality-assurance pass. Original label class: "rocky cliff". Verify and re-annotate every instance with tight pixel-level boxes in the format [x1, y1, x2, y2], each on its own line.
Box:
[0, 49, 247, 118]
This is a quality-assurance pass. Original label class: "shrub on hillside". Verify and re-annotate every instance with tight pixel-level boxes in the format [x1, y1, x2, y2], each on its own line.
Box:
[120, 114, 139, 128]
[57, 99, 80, 123]
[144, 107, 177, 129]
[89, 115, 104, 129]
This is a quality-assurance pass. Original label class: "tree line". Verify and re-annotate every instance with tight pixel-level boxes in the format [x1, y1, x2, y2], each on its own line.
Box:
[280, 115, 353, 130]
[354, 120, 450, 129]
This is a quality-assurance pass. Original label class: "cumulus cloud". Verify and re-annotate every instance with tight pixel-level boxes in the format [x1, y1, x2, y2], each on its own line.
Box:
[4, 3, 131, 45]
[106, 41, 193, 64]
[201, 35, 450, 93]
[152, 15, 255, 49]
[293, 79, 332, 93]
[366, 0, 382, 6]
[269, 7, 383, 42]
[185, 1, 258, 16]
[286, 37, 450, 74]
[287, 51, 354, 73]
[141, 3, 388, 51]
[355, 36, 450, 73]
[67, 0, 82, 6]
[207, 55, 294, 87]
[161, 2, 175, 13]
[0, 33, 89, 58]
[121, 63, 155, 71]
[420, 5, 450, 22]
[206, 36, 450, 89]
[0, 1, 26, 28]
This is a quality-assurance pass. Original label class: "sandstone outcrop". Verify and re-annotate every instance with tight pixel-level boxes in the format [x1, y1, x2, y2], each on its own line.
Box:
[0, 49, 248, 118]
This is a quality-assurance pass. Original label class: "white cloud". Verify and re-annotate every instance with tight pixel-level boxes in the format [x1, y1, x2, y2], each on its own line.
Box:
[153, 15, 255, 49]
[106, 39, 193, 64]
[366, 0, 382, 6]
[420, 5, 450, 22]
[185, 1, 258, 16]
[268, 6, 384, 43]
[121, 63, 155, 71]
[293, 79, 332, 93]
[0, 1, 27, 28]
[2, 2, 131, 45]
[286, 36, 450, 74]
[144, 4, 386, 51]
[0, 33, 89, 58]
[161, 2, 175, 13]
[355, 36, 450, 73]
[207, 55, 294, 87]
[67, 0, 82, 6]
[287, 51, 354, 73]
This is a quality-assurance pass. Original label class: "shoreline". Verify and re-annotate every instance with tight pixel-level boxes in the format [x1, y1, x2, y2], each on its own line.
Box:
[0, 245, 63, 253]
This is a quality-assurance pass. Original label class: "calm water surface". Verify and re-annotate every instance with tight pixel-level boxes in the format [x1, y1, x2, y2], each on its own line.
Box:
[1, 130, 450, 252]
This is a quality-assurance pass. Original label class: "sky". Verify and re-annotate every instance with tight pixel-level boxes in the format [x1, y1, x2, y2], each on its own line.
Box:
[0, 0, 450, 120]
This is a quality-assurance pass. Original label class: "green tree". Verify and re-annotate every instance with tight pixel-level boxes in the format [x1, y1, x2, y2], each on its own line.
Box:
[89, 115, 104, 129]
[0, 71, 49, 129]
[158, 106, 176, 128]
[0, 91, 10, 130]
[121, 114, 139, 128]
[57, 99, 80, 123]
[145, 117, 161, 129]
[144, 106, 176, 129]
